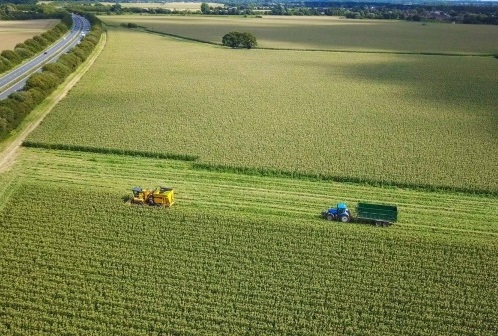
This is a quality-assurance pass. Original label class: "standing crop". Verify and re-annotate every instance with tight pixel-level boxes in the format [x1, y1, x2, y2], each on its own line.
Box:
[26, 28, 498, 194]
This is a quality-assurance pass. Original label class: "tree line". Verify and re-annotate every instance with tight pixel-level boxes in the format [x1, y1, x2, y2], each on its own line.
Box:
[0, 15, 72, 75]
[202, 2, 498, 25]
[29, 2, 497, 25]
[0, 3, 71, 21]
[0, 8, 103, 140]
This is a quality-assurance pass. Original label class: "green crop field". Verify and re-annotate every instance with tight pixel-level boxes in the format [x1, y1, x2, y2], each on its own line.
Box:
[3, 15, 498, 334]
[102, 15, 498, 54]
[0, 19, 58, 51]
[28, 27, 498, 193]
[0, 148, 497, 335]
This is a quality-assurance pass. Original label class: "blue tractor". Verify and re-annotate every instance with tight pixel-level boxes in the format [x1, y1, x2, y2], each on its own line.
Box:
[321, 202, 351, 223]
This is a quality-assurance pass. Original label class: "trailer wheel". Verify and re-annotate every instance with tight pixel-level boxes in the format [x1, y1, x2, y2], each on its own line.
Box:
[340, 215, 350, 223]
[326, 214, 334, 221]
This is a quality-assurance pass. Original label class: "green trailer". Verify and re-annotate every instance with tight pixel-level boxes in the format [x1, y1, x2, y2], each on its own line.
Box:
[356, 203, 398, 226]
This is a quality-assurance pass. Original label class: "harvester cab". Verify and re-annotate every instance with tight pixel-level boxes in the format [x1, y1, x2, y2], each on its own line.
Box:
[131, 186, 174, 207]
[322, 202, 351, 222]
[131, 187, 151, 205]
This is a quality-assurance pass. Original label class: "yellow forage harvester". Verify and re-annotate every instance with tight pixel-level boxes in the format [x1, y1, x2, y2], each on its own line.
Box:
[131, 186, 175, 207]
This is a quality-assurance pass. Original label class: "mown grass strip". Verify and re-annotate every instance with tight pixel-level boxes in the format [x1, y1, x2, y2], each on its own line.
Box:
[18, 141, 498, 197]
[191, 162, 498, 197]
[10, 148, 498, 240]
[22, 141, 498, 197]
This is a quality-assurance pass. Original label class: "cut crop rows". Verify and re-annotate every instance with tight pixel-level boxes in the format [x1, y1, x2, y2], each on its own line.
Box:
[15, 148, 498, 236]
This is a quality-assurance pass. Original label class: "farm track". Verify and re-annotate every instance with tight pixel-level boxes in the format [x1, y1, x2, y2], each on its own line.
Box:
[0, 31, 107, 174]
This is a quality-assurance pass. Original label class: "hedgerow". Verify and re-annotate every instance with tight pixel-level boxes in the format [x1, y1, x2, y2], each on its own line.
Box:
[22, 141, 198, 161]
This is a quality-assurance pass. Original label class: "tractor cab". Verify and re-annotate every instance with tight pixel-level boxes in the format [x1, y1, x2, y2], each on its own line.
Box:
[322, 202, 351, 222]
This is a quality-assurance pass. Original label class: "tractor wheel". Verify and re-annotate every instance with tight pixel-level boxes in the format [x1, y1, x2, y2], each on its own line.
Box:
[340, 215, 350, 223]
[326, 214, 334, 221]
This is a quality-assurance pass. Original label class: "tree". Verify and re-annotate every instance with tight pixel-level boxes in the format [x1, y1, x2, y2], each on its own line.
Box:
[110, 3, 122, 13]
[14, 47, 34, 60]
[222, 32, 241, 48]
[240, 32, 257, 49]
[33, 35, 49, 47]
[1, 50, 21, 64]
[200, 2, 210, 14]
[25, 72, 60, 92]
[222, 32, 257, 49]
[43, 63, 71, 80]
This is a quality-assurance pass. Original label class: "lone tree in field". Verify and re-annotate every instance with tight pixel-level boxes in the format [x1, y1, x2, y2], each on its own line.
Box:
[200, 2, 210, 14]
[222, 32, 257, 49]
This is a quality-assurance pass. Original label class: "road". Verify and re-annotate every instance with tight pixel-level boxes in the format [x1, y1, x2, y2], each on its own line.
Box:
[0, 13, 91, 100]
